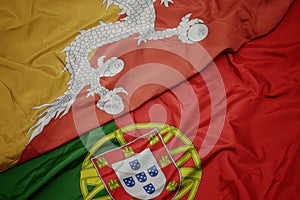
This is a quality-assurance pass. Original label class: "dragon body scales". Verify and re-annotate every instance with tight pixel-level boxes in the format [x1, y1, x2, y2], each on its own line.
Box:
[27, 0, 208, 143]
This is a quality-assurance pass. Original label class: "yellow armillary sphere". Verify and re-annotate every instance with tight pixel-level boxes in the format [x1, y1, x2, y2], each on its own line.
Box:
[80, 123, 202, 200]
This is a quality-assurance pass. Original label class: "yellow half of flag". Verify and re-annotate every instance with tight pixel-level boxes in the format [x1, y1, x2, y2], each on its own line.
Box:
[0, 0, 120, 171]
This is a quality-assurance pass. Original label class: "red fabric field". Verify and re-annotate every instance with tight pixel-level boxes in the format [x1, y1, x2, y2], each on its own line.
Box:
[17, 1, 300, 198]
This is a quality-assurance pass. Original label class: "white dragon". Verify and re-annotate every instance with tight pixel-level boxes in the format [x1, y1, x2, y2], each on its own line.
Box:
[26, 0, 208, 144]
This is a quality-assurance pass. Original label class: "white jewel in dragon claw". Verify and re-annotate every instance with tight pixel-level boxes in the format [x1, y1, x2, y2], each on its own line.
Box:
[26, 0, 209, 144]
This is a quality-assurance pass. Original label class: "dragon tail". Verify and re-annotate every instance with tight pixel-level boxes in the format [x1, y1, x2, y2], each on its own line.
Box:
[26, 92, 76, 145]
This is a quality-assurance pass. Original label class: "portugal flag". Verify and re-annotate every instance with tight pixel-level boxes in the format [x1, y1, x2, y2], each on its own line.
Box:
[0, 0, 299, 199]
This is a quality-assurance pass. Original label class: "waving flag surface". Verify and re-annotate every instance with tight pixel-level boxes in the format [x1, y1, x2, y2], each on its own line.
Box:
[0, 0, 121, 170]
[0, 0, 299, 199]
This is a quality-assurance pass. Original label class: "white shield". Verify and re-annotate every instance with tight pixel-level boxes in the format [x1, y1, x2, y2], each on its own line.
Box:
[112, 148, 166, 199]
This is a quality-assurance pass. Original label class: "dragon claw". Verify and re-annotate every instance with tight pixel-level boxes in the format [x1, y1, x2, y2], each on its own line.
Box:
[160, 0, 174, 7]
[177, 13, 208, 44]
[96, 87, 127, 115]
[113, 87, 128, 95]
[100, 57, 124, 77]
[135, 35, 147, 46]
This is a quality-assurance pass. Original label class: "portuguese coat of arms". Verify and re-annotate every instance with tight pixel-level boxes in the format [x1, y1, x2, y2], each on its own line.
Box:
[92, 129, 181, 199]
